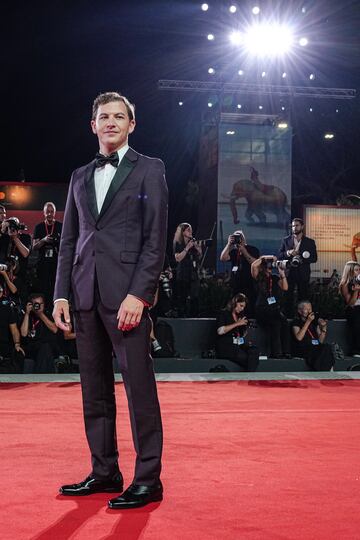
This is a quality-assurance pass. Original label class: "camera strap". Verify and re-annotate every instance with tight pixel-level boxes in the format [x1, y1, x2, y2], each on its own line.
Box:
[45, 220, 55, 236]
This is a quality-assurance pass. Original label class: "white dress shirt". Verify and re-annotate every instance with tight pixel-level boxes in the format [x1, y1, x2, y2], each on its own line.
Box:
[94, 144, 129, 213]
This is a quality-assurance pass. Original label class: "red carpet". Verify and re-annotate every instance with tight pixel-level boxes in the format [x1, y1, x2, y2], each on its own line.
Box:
[1, 379, 360, 540]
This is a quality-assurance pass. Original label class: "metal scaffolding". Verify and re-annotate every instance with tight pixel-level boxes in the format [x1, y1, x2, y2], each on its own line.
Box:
[158, 79, 356, 100]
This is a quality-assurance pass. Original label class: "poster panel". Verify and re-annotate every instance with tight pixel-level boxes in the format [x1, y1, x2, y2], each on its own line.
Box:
[217, 122, 292, 270]
[304, 205, 360, 277]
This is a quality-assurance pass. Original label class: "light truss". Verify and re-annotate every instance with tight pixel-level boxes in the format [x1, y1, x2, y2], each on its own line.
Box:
[158, 79, 356, 100]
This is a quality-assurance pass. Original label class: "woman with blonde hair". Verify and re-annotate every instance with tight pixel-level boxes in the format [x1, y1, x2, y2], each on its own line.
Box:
[340, 260, 360, 357]
[173, 223, 202, 316]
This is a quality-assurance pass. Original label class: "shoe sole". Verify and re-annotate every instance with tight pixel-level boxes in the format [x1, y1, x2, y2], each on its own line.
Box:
[60, 486, 123, 496]
[108, 493, 163, 509]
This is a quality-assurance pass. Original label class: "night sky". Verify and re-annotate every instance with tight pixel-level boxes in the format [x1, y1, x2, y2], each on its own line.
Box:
[2, 0, 360, 225]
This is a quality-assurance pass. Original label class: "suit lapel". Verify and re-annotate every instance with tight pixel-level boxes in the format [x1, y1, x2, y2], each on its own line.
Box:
[97, 149, 137, 221]
[84, 161, 98, 223]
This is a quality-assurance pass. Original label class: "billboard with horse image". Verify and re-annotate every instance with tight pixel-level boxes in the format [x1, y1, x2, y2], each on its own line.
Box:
[217, 121, 292, 269]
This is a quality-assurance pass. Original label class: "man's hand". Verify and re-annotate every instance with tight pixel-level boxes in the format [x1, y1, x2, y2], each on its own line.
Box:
[307, 312, 316, 322]
[237, 317, 248, 327]
[14, 343, 25, 356]
[117, 295, 144, 331]
[25, 302, 33, 315]
[53, 300, 71, 331]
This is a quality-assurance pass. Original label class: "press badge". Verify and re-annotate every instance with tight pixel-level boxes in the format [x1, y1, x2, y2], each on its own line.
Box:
[233, 336, 244, 346]
[267, 296, 276, 305]
[311, 339, 320, 345]
[232, 266, 238, 273]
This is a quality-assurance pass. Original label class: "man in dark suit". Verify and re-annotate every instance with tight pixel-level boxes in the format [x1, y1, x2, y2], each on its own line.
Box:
[53, 92, 168, 509]
[278, 218, 317, 316]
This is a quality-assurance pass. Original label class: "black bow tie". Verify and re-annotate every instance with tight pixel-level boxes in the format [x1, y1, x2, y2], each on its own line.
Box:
[95, 152, 119, 168]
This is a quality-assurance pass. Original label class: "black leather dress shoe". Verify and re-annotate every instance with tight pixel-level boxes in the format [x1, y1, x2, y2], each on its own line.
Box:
[108, 482, 163, 509]
[60, 474, 123, 496]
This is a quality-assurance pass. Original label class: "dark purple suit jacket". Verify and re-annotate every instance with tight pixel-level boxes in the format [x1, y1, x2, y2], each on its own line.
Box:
[54, 147, 168, 311]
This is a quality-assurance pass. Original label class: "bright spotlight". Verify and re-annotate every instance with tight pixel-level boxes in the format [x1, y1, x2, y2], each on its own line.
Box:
[226, 130, 236, 135]
[261, 71, 266, 78]
[324, 133, 335, 139]
[207, 33, 215, 40]
[201, 3, 209, 11]
[259, 105, 263, 110]
[229, 5, 237, 13]
[237, 104, 242, 109]
[336, 109, 339, 113]
[281, 106, 285, 111]
[299, 37, 308, 46]
[278, 122, 288, 129]
[309, 73, 315, 80]
[282, 72, 287, 78]
[309, 107, 313, 112]
[238, 69, 244, 76]
[229, 31, 243, 46]
[208, 102, 213, 107]
[244, 24, 294, 57]
[208, 67, 215, 74]
[252, 6, 260, 15]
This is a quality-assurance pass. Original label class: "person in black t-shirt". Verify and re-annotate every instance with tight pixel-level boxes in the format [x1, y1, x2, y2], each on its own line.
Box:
[251, 255, 291, 358]
[339, 261, 360, 357]
[33, 202, 63, 308]
[20, 293, 59, 373]
[291, 301, 334, 371]
[0, 284, 25, 372]
[216, 293, 259, 371]
[173, 222, 202, 316]
[220, 230, 259, 316]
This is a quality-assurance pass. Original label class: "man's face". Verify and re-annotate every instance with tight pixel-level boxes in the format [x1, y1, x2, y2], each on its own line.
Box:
[0, 208, 6, 223]
[292, 221, 304, 235]
[298, 302, 312, 319]
[44, 204, 55, 222]
[91, 100, 135, 153]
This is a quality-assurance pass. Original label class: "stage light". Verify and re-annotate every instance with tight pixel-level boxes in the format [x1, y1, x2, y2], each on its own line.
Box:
[229, 31, 243, 46]
[229, 5, 237, 13]
[324, 133, 334, 139]
[244, 24, 294, 57]
[282, 72, 287, 78]
[208, 102, 213, 107]
[309, 73, 315, 80]
[281, 106, 285, 111]
[261, 71, 266, 78]
[226, 130, 235, 135]
[336, 109, 339, 113]
[299, 37, 308, 47]
[252, 6, 260, 15]
[259, 105, 263, 110]
[301, 6, 306, 14]
[208, 67, 215, 74]
[201, 3, 209, 11]
[309, 107, 313, 112]
[278, 122, 288, 129]
[237, 104, 242, 109]
[178, 101, 183, 106]
[238, 69, 244, 76]
[207, 33, 215, 40]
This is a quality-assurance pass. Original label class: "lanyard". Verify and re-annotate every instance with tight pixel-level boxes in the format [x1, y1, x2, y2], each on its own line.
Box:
[32, 318, 40, 332]
[45, 221, 55, 236]
[267, 275, 273, 296]
[307, 324, 316, 339]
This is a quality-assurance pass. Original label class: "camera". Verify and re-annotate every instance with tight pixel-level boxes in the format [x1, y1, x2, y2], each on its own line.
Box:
[272, 260, 290, 271]
[291, 254, 302, 268]
[54, 355, 78, 374]
[191, 237, 213, 248]
[350, 274, 360, 288]
[159, 272, 172, 298]
[32, 302, 41, 311]
[5, 217, 27, 233]
[48, 232, 61, 246]
[233, 233, 244, 246]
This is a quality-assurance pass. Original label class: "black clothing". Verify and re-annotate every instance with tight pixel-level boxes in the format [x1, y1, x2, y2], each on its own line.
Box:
[0, 302, 23, 373]
[21, 311, 58, 373]
[33, 221, 63, 307]
[254, 274, 290, 357]
[345, 305, 360, 355]
[216, 309, 259, 371]
[291, 318, 334, 370]
[278, 234, 317, 316]
[229, 245, 259, 314]
[0, 302, 16, 346]
[174, 242, 200, 316]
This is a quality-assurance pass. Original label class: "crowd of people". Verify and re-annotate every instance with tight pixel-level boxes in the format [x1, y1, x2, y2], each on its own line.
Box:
[0, 204, 359, 374]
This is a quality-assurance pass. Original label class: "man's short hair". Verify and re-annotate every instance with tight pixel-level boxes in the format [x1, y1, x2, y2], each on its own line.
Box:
[292, 218, 304, 226]
[28, 292, 45, 303]
[92, 92, 135, 121]
[297, 300, 312, 311]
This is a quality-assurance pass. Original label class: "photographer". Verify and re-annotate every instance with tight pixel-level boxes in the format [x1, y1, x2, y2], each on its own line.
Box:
[173, 222, 202, 316]
[0, 284, 25, 373]
[20, 293, 58, 373]
[339, 261, 360, 357]
[33, 202, 63, 307]
[216, 293, 259, 371]
[251, 255, 291, 359]
[278, 218, 317, 316]
[0, 209, 31, 304]
[220, 230, 259, 315]
[291, 301, 335, 370]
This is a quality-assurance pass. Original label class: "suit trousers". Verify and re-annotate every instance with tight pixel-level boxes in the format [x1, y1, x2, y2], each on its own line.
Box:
[74, 288, 163, 485]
